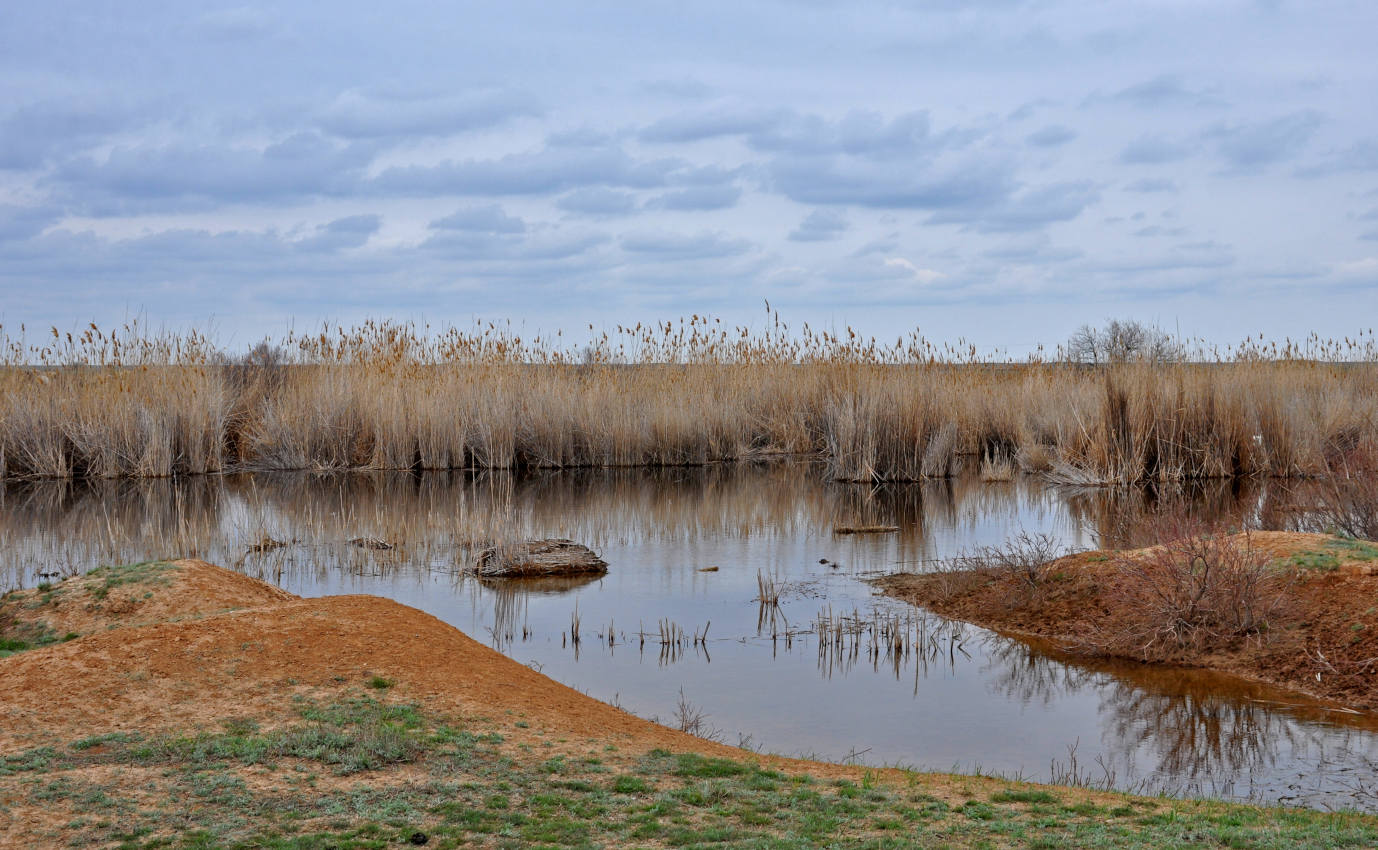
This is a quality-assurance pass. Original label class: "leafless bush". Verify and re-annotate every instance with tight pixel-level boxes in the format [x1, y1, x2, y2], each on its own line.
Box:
[955, 531, 1066, 597]
[671, 688, 722, 741]
[1065, 318, 1183, 365]
[1311, 438, 1378, 541]
[1099, 522, 1291, 659]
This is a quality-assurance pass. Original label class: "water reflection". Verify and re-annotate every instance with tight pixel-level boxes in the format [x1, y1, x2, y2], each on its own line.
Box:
[982, 635, 1378, 807]
[0, 464, 1371, 811]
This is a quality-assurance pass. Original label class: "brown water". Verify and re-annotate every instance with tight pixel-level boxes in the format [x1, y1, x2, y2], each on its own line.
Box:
[2, 464, 1374, 811]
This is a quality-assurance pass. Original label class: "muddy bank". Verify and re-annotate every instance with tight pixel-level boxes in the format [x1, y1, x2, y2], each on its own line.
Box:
[5, 557, 1378, 846]
[874, 531, 1378, 711]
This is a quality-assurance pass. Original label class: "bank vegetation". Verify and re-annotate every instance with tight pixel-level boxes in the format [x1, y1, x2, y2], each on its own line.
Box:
[2, 317, 1375, 484]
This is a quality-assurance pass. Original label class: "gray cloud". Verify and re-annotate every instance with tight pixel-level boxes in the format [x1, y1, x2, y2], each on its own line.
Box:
[1124, 177, 1177, 193]
[1210, 110, 1322, 173]
[370, 146, 682, 197]
[770, 154, 1014, 210]
[788, 209, 849, 242]
[0, 98, 154, 170]
[981, 240, 1082, 264]
[645, 184, 742, 211]
[0, 204, 63, 243]
[48, 133, 375, 212]
[1131, 225, 1188, 238]
[641, 106, 980, 161]
[421, 228, 610, 262]
[317, 89, 541, 139]
[620, 230, 752, 260]
[929, 181, 1100, 233]
[430, 204, 527, 233]
[1298, 139, 1378, 177]
[1105, 75, 1224, 109]
[1119, 135, 1190, 165]
[555, 188, 639, 216]
[1, 1, 1374, 344]
[640, 105, 787, 143]
[295, 214, 382, 253]
[1025, 125, 1077, 148]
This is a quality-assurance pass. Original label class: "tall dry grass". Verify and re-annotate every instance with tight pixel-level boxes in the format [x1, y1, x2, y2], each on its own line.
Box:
[2, 317, 1376, 483]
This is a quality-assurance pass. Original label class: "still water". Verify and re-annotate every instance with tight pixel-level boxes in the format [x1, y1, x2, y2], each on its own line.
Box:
[2, 464, 1374, 811]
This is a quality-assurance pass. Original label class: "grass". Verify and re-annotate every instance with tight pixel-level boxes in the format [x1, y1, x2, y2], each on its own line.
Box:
[1, 318, 1375, 485]
[1282, 536, 1378, 571]
[0, 616, 77, 658]
[3, 691, 1376, 848]
[84, 559, 176, 601]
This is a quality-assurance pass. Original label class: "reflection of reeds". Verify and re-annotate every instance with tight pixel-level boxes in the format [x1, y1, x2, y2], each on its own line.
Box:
[3, 319, 1375, 485]
[0, 462, 1333, 591]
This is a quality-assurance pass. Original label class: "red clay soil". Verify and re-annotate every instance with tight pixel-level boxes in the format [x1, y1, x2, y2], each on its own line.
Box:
[0, 560, 907, 782]
[0, 557, 296, 638]
[0, 588, 722, 757]
[875, 531, 1378, 711]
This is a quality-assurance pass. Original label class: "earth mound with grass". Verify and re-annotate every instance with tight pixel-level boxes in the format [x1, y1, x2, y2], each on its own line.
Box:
[875, 531, 1378, 710]
[0, 558, 295, 654]
[3, 557, 1378, 847]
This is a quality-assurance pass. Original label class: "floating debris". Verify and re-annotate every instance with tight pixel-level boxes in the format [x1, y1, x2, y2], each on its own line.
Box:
[833, 526, 899, 535]
[698, 565, 720, 572]
[472, 538, 608, 578]
[348, 537, 394, 551]
[247, 536, 290, 554]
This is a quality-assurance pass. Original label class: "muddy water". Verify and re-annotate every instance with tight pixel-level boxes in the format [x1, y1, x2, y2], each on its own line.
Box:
[2, 465, 1375, 811]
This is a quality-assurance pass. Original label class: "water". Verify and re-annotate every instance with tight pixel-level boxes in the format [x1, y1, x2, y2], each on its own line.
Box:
[2, 464, 1374, 811]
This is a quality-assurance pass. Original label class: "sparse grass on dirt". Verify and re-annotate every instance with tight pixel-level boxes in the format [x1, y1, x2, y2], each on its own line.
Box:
[3, 691, 1377, 849]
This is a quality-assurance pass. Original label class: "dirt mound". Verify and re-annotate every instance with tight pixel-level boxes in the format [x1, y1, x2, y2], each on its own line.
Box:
[0, 558, 295, 645]
[0, 567, 714, 758]
[876, 531, 1378, 710]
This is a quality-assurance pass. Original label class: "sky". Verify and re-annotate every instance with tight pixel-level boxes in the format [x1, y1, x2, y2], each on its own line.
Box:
[1, 1, 1377, 355]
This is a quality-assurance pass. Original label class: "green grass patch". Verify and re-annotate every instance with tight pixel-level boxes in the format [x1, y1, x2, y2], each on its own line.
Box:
[0, 618, 73, 658]
[6, 693, 1378, 849]
[1283, 537, 1378, 572]
[85, 559, 176, 601]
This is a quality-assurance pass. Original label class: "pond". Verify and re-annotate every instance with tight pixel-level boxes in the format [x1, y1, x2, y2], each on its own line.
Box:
[2, 463, 1375, 812]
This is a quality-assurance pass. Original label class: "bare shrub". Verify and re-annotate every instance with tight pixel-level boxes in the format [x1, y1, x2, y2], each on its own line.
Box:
[955, 531, 1066, 597]
[1098, 522, 1291, 659]
[1311, 438, 1378, 541]
[671, 688, 722, 741]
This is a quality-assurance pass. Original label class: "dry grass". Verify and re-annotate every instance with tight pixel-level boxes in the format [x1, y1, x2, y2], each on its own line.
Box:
[2, 317, 1376, 484]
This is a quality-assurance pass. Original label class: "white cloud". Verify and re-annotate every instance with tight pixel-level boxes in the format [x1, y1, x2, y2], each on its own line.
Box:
[883, 257, 946, 284]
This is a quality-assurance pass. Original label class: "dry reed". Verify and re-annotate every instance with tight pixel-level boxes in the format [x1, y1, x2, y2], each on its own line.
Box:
[3, 317, 1375, 485]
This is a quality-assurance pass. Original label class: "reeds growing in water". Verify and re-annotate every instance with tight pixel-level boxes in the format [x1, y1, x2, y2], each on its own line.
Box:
[3, 317, 1375, 485]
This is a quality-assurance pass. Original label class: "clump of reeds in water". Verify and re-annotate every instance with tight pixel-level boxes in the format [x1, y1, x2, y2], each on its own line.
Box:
[2, 316, 1376, 486]
[812, 607, 970, 677]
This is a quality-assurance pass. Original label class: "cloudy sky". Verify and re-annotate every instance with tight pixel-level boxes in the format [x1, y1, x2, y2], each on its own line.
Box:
[2, 1, 1376, 353]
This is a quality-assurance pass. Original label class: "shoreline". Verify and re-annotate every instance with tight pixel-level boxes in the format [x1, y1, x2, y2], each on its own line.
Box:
[873, 531, 1378, 714]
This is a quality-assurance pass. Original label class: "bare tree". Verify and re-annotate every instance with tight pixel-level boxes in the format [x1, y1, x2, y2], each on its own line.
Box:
[1066, 319, 1182, 364]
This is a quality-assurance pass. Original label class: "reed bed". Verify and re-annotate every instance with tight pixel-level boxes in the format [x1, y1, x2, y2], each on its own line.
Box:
[3, 318, 1376, 485]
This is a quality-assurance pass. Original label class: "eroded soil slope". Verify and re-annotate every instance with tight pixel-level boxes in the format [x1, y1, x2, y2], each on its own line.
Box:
[3, 557, 1377, 848]
[876, 531, 1378, 710]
